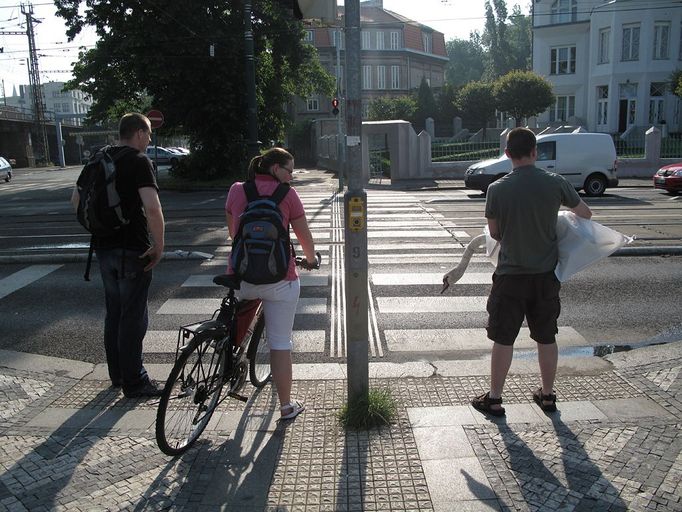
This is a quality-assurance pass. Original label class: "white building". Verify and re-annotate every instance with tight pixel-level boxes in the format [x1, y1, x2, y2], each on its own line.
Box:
[533, 0, 682, 134]
[4, 81, 92, 126]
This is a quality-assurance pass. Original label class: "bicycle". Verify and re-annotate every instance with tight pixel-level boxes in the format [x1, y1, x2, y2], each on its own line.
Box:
[155, 252, 322, 456]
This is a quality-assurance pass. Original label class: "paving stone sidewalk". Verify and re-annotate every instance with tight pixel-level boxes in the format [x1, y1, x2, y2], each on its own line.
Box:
[0, 345, 680, 512]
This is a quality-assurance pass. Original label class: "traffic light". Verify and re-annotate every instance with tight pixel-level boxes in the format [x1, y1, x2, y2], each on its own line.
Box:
[277, 0, 337, 22]
[331, 97, 339, 116]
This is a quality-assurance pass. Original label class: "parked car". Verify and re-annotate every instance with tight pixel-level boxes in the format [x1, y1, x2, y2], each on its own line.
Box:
[168, 147, 190, 155]
[145, 146, 186, 166]
[0, 157, 12, 182]
[653, 162, 682, 194]
[464, 132, 619, 196]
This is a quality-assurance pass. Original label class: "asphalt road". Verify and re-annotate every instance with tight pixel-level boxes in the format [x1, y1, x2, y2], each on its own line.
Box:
[0, 166, 680, 365]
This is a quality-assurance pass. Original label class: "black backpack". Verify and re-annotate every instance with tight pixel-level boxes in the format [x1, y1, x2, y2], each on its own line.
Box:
[76, 145, 137, 280]
[230, 181, 293, 284]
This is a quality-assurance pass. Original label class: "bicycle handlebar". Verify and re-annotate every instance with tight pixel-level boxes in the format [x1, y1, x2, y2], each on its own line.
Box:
[295, 252, 322, 270]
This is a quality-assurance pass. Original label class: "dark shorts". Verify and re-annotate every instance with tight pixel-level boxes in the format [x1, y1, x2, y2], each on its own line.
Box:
[486, 271, 561, 346]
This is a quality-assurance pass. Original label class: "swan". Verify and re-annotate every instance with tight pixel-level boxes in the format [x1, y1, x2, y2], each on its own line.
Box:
[441, 233, 487, 291]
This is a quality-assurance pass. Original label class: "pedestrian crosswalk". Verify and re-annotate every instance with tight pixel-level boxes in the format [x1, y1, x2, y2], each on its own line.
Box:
[142, 188, 593, 362]
[0, 188, 596, 363]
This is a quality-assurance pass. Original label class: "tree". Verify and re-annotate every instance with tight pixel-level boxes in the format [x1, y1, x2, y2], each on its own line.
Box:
[445, 36, 485, 87]
[481, 0, 513, 80]
[493, 71, 555, 125]
[507, 4, 532, 71]
[367, 96, 417, 123]
[456, 81, 496, 134]
[414, 76, 437, 131]
[434, 83, 460, 129]
[670, 69, 682, 98]
[55, 0, 334, 180]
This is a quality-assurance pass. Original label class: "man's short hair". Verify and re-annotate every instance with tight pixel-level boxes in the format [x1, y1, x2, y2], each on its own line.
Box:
[506, 127, 536, 160]
[119, 113, 150, 139]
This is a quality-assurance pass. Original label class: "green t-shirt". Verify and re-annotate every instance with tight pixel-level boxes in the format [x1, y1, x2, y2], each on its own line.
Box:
[485, 165, 581, 275]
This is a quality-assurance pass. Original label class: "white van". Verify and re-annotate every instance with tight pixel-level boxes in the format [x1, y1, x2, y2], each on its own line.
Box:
[464, 132, 618, 196]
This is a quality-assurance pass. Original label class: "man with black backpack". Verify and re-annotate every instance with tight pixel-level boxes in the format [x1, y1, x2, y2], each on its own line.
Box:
[71, 113, 165, 398]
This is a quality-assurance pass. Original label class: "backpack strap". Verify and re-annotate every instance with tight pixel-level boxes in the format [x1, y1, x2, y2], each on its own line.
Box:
[84, 235, 95, 281]
[269, 182, 291, 205]
[243, 180, 260, 203]
[242, 180, 291, 204]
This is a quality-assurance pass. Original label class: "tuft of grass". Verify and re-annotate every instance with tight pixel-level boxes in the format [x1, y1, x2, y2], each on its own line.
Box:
[338, 388, 397, 430]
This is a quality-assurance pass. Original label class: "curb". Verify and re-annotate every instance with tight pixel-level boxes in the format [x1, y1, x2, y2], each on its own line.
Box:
[0, 250, 213, 264]
[613, 246, 682, 256]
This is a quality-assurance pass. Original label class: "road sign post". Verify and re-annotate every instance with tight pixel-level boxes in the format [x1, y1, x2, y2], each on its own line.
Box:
[146, 110, 164, 177]
[146, 110, 164, 129]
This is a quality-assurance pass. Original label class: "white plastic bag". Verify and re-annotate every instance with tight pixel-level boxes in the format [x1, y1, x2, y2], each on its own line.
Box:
[482, 212, 633, 281]
[483, 225, 500, 266]
[554, 211, 633, 282]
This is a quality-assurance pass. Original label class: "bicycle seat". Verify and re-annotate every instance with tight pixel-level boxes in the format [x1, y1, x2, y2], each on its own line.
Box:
[212, 275, 241, 289]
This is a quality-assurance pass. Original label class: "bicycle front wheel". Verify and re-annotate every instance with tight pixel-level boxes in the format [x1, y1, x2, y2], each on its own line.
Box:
[248, 316, 272, 388]
[156, 332, 226, 456]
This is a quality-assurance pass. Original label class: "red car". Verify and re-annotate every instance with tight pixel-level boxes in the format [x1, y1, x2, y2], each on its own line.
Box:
[653, 163, 682, 194]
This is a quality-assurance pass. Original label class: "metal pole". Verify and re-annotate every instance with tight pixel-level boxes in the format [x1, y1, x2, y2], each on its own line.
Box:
[336, 29, 344, 191]
[344, 0, 368, 407]
[244, 0, 260, 161]
[55, 116, 65, 167]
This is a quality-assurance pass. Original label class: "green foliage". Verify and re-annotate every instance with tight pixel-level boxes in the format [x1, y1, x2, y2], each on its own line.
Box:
[493, 71, 555, 123]
[507, 4, 532, 71]
[670, 69, 682, 98]
[482, 0, 513, 80]
[445, 37, 486, 87]
[456, 81, 496, 132]
[414, 76, 437, 131]
[338, 388, 397, 430]
[367, 96, 417, 123]
[434, 83, 460, 128]
[55, 0, 334, 180]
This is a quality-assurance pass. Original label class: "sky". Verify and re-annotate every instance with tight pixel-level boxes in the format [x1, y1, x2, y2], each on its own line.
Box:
[0, 0, 530, 97]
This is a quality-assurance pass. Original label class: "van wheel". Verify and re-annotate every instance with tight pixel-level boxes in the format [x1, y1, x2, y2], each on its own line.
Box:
[584, 174, 606, 196]
[482, 173, 506, 195]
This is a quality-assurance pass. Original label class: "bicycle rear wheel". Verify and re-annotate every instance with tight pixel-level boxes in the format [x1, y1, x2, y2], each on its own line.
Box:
[156, 332, 226, 456]
[248, 316, 272, 387]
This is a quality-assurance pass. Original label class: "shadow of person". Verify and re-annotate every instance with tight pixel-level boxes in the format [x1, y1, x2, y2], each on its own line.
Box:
[134, 384, 286, 511]
[550, 412, 628, 510]
[0, 386, 129, 510]
[462, 413, 627, 510]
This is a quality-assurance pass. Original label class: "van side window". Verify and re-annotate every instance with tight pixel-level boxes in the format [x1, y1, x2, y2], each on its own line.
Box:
[537, 141, 556, 161]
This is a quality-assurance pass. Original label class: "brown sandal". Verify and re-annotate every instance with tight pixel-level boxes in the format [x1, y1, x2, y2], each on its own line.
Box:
[533, 388, 557, 412]
[471, 392, 505, 417]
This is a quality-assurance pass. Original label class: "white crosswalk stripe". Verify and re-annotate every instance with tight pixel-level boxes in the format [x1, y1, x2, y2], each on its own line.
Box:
[0, 265, 63, 300]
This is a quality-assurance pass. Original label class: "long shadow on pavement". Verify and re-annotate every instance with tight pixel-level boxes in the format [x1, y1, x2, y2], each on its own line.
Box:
[134, 385, 285, 511]
[0, 388, 130, 510]
[464, 414, 627, 510]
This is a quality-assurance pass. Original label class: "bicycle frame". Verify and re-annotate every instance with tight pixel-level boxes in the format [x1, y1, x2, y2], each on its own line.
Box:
[172, 287, 263, 403]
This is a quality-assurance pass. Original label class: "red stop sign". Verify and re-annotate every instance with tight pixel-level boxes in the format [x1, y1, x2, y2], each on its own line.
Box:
[146, 109, 164, 129]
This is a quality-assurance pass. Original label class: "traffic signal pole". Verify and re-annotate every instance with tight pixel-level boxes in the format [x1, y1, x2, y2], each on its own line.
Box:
[336, 30, 344, 191]
[343, 0, 369, 407]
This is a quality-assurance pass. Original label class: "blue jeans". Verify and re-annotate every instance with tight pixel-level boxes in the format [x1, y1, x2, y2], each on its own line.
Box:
[96, 248, 152, 392]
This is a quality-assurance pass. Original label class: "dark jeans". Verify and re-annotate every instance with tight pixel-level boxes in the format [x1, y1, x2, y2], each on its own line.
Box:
[96, 247, 152, 392]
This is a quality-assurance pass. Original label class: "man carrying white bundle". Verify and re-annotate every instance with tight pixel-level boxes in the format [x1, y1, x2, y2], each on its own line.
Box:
[471, 127, 592, 417]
